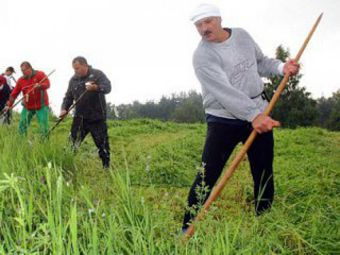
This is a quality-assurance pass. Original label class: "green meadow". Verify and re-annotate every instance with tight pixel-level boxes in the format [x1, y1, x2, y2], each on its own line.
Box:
[0, 117, 339, 254]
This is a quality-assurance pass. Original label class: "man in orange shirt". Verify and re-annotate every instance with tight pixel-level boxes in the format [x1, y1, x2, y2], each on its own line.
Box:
[6, 61, 50, 136]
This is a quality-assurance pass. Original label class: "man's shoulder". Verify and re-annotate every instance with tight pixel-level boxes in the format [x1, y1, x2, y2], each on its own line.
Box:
[16, 76, 25, 85]
[69, 75, 79, 85]
[232, 27, 247, 33]
[193, 41, 218, 67]
[194, 41, 212, 58]
[232, 27, 252, 41]
[35, 70, 46, 76]
[89, 68, 109, 83]
[0, 75, 6, 83]
[90, 67, 105, 77]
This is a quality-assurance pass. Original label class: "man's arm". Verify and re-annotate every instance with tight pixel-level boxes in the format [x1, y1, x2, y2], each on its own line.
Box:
[249, 32, 299, 77]
[6, 80, 22, 107]
[253, 41, 285, 77]
[96, 71, 111, 94]
[239, 29, 284, 77]
[88, 70, 111, 94]
[36, 71, 50, 90]
[59, 80, 74, 117]
[3, 84, 12, 100]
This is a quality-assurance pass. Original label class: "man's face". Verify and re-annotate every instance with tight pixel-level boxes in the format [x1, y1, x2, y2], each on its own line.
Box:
[5, 70, 13, 76]
[72, 62, 89, 77]
[21, 65, 33, 78]
[195, 16, 222, 42]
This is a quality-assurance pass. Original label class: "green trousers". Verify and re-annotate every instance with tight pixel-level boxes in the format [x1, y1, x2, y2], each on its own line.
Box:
[19, 106, 49, 136]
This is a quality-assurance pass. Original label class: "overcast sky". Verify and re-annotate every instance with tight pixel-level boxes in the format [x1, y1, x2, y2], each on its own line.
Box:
[1, 0, 339, 113]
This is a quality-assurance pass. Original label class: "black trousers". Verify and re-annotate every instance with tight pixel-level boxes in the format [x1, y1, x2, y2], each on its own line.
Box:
[0, 111, 11, 124]
[182, 120, 274, 229]
[70, 117, 110, 168]
[0, 105, 11, 125]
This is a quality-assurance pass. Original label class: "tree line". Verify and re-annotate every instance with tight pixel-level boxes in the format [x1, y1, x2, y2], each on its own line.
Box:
[106, 46, 339, 131]
[107, 90, 205, 123]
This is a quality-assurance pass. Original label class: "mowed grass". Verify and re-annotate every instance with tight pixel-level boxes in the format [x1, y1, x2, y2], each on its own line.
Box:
[0, 116, 339, 254]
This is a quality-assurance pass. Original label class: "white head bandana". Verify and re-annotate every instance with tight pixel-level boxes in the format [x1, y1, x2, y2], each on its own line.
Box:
[190, 3, 221, 23]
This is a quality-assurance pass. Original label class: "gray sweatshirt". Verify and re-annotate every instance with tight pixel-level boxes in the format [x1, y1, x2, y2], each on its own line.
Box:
[193, 28, 284, 122]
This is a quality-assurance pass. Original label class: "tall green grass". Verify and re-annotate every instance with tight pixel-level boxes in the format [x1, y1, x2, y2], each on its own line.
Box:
[0, 119, 339, 254]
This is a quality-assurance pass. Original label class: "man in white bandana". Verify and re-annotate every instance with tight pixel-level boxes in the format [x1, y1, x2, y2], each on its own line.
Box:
[182, 3, 300, 232]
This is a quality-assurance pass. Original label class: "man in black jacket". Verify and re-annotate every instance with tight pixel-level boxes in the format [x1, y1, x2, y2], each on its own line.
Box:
[0, 75, 12, 124]
[60, 56, 111, 169]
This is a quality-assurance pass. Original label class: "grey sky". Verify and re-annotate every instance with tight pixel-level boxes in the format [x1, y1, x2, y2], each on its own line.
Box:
[1, 0, 339, 113]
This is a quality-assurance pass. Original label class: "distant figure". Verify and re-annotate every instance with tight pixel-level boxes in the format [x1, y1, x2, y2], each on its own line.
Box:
[5, 61, 50, 136]
[182, 4, 300, 232]
[2, 66, 16, 90]
[59, 56, 112, 169]
[0, 75, 12, 124]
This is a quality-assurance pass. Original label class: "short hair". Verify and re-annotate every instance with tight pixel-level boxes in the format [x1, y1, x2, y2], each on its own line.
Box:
[20, 61, 32, 69]
[72, 56, 88, 66]
[6, 66, 15, 73]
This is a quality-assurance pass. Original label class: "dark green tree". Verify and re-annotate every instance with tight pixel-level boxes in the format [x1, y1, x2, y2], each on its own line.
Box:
[325, 90, 340, 131]
[171, 90, 205, 123]
[106, 91, 204, 122]
[316, 96, 332, 128]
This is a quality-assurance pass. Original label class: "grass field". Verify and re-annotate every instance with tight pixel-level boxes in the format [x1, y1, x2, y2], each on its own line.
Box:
[0, 117, 339, 254]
